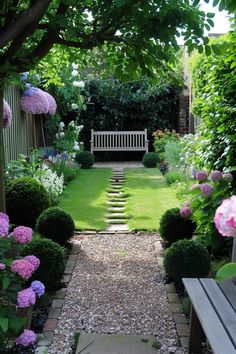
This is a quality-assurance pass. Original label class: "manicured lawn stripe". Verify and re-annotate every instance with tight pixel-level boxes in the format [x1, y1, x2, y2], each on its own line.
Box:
[60, 168, 112, 230]
[124, 168, 180, 231]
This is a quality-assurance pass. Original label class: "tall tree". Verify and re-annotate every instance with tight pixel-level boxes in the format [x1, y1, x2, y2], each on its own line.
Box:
[0, 0, 229, 211]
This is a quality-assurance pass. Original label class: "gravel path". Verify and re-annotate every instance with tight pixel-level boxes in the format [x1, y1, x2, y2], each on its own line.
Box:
[48, 233, 186, 354]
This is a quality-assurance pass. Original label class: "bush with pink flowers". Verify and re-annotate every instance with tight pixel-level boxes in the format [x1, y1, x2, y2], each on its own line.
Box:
[0, 213, 45, 351]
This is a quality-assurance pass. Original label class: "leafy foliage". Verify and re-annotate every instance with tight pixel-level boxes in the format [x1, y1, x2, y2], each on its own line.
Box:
[142, 153, 158, 168]
[153, 129, 180, 162]
[165, 169, 185, 185]
[164, 239, 211, 283]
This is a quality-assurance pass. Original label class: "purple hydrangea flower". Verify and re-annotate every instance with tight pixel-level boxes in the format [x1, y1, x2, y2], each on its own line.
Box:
[192, 168, 197, 179]
[44, 91, 57, 115]
[20, 72, 29, 81]
[0, 212, 9, 237]
[12, 226, 32, 244]
[190, 184, 200, 191]
[184, 201, 191, 207]
[196, 170, 208, 181]
[222, 173, 233, 182]
[24, 255, 40, 271]
[21, 88, 49, 114]
[16, 329, 36, 347]
[3, 99, 12, 128]
[0, 263, 6, 270]
[180, 206, 191, 218]
[23, 87, 38, 96]
[31, 280, 45, 297]
[11, 259, 35, 279]
[17, 287, 36, 308]
[201, 183, 213, 197]
[210, 170, 222, 182]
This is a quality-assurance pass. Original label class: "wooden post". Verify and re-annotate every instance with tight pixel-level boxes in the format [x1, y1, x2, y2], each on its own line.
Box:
[145, 128, 148, 153]
[90, 129, 94, 153]
[232, 238, 236, 262]
[189, 305, 204, 353]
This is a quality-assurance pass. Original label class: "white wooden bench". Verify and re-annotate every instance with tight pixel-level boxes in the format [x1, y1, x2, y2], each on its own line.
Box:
[90, 130, 149, 153]
[183, 277, 236, 354]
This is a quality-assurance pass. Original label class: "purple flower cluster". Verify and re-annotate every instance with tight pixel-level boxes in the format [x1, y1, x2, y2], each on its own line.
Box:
[21, 88, 57, 115]
[210, 170, 222, 182]
[0, 263, 6, 270]
[16, 329, 36, 347]
[222, 173, 233, 182]
[180, 206, 191, 218]
[196, 170, 208, 181]
[12, 226, 32, 244]
[200, 183, 213, 197]
[3, 99, 12, 128]
[11, 259, 35, 280]
[24, 255, 40, 271]
[0, 212, 9, 237]
[44, 91, 57, 115]
[31, 280, 45, 297]
[17, 287, 36, 308]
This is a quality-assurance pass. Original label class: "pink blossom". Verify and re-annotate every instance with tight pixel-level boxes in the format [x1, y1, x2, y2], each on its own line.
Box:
[43, 91, 57, 115]
[17, 287, 36, 308]
[184, 200, 191, 207]
[20, 88, 49, 114]
[3, 99, 12, 128]
[0, 263, 6, 270]
[24, 255, 40, 271]
[201, 183, 213, 197]
[210, 170, 222, 182]
[12, 226, 32, 244]
[222, 173, 233, 182]
[190, 183, 200, 191]
[0, 212, 9, 237]
[196, 170, 208, 181]
[214, 196, 236, 237]
[11, 259, 35, 279]
[16, 329, 37, 346]
[180, 206, 191, 218]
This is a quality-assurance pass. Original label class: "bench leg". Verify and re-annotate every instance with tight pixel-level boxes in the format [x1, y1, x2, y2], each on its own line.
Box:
[189, 305, 204, 354]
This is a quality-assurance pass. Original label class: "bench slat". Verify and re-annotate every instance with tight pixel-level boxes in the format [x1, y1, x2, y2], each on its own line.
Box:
[200, 278, 236, 349]
[183, 278, 236, 354]
[219, 278, 236, 313]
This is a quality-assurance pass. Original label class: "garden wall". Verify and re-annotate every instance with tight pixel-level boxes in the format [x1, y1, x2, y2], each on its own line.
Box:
[4, 86, 34, 163]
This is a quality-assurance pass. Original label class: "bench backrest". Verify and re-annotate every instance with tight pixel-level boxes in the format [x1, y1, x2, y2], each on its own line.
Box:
[90, 130, 148, 152]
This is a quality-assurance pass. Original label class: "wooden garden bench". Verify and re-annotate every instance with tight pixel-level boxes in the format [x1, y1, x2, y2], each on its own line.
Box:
[183, 277, 236, 354]
[90, 129, 149, 153]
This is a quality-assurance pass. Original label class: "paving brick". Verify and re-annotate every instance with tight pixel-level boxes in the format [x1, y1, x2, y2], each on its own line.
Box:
[51, 299, 64, 309]
[35, 346, 48, 354]
[170, 302, 182, 313]
[55, 289, 66, 299]
[65, 266, 74, 274]
[48, 308, 61, 319]
[71, 241, 81, 254]
[176, 323, 189, 337]
[37, 332, 54, 346]
[174, 313, 187, 324]
[43, 319, 58, 332]
[180, 336, 189, 348]
[62, 275, 71, 283]
[68, 254, 77, 261]
[66, 260, 75, 268]
[165, 283, 176, 293]
[167, 293, 179, 303]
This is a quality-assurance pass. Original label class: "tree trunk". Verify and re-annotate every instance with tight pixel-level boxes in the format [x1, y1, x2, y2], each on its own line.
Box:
[0, 85, 6, 212]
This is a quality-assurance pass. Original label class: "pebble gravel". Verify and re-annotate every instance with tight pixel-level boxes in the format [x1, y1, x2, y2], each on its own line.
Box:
[48, 233, 187, 354]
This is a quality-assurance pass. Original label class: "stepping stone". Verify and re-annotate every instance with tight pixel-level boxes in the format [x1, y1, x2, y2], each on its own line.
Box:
[106, 219, 128, 224]
[108, 207, 125, 212]
[106, 213, 128, 219]
[76, 334, 158, 354]
[106, 224, 129, 231]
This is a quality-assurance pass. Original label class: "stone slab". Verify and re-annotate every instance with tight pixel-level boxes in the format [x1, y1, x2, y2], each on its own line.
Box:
[167, 293, 179, 303]
[76, 334, 158, 354]
[48, 308, 61, 319]
[51, 299, 64, 309]
[174, 313, 187, 324]
[37, 332, 54, 346]
[55, 288, 66, 299]
[106, 224, 129, 231]
[180, 336, 189, 348]
[43, 319, 57, 332]
[165, 283, 176, 293]
[176, 323, 189, 336]
[35, 346, 48, 354]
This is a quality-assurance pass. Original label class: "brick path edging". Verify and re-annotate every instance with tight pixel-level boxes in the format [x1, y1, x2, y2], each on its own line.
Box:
[35, 240, 81, 354]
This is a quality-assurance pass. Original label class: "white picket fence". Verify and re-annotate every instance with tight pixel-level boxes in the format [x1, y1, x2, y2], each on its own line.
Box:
[90, 129, 149, 153]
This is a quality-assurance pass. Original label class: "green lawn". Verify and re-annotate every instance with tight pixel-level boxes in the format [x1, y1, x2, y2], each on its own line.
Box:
[60, 168, 112, 230]
[124, 168, 180, 231]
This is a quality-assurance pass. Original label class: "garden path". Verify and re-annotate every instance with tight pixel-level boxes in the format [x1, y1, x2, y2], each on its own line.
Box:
[48, 233, 186, 354]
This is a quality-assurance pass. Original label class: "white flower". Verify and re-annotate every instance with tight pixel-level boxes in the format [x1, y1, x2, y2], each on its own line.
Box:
[60, 132, 65, 137]
[69, 120, 75, 127]
[72, 70, 78, 77]
[59, 122, 65, 129]
[35, 166, 64, 197]
[73, 145, 80, 151]
[56, 133, 59, 139]
[73, 80, 85, 88]
[72, 63, 78, 69]
[71, 103, 78, 110]
[71, 153, 76, 158]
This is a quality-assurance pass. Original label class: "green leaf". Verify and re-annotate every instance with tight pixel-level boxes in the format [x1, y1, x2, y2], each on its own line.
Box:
[216, 263, 236, 282]
[219, 0, 226, 11]
[205, 45, 211, 56]
[2, 277, 10, 290]
[0, 318, 8, 333]
[192, 0, 200, 5]
[213, 0, 220, 6]
[207, 12, 215, 18]
[115, 0, 127, 7]
[207, 18, 214, 27]
[8, 317, 26, 335]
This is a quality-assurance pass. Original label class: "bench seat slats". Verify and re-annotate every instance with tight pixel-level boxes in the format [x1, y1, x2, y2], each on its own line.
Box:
[183, 278, 236, 354]
[200, 278, 236, 349]
[219, 279, 236, 313]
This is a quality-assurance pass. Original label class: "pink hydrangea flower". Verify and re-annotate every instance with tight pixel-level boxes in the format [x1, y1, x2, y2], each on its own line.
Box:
[196, 170, 208, 181]
[11, 259, 35, 279]
[190, 183, 200, 191]
[12, 226, 32, 244]
[24, 255, 40, 271]
[20, 88, 49, 114]
[44, 91, 57, 115]
[17, 287, 36, 308]
[201, 183, 213, 197]
[16, 329, 37, 346]
[3, 99, 12, 128]
[180, 206, 191, 218]
[0, 263, 6, 270]
[210, 170, 222, 182]
[222, 173, 233, 182]
[0, 212, 9, 237]
[214, 195, 236, 237]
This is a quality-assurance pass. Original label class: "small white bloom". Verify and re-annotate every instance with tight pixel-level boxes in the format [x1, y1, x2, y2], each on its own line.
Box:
[69, 120, 75, 127]
[72, 70, 78, 77]
[73, 145, 80, 151]
[72, 63, 78, 69]
[60, 132, 65, 137]
[56, 133, 59, 139]
[71, 103, 78, 110]
[59, 122, 65, 129]
[73, 80, 85, 88]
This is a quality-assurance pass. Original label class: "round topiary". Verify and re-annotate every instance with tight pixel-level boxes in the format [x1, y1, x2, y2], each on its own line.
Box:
[6, 177, 50, 227]
[36, 207, 75, 245]
[76, 151, 95, 168]
[142, 152, 158, 168]
[164, 239, 211, 283]
[159, 208, 195, 246]
[23, 238, 65, 290]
